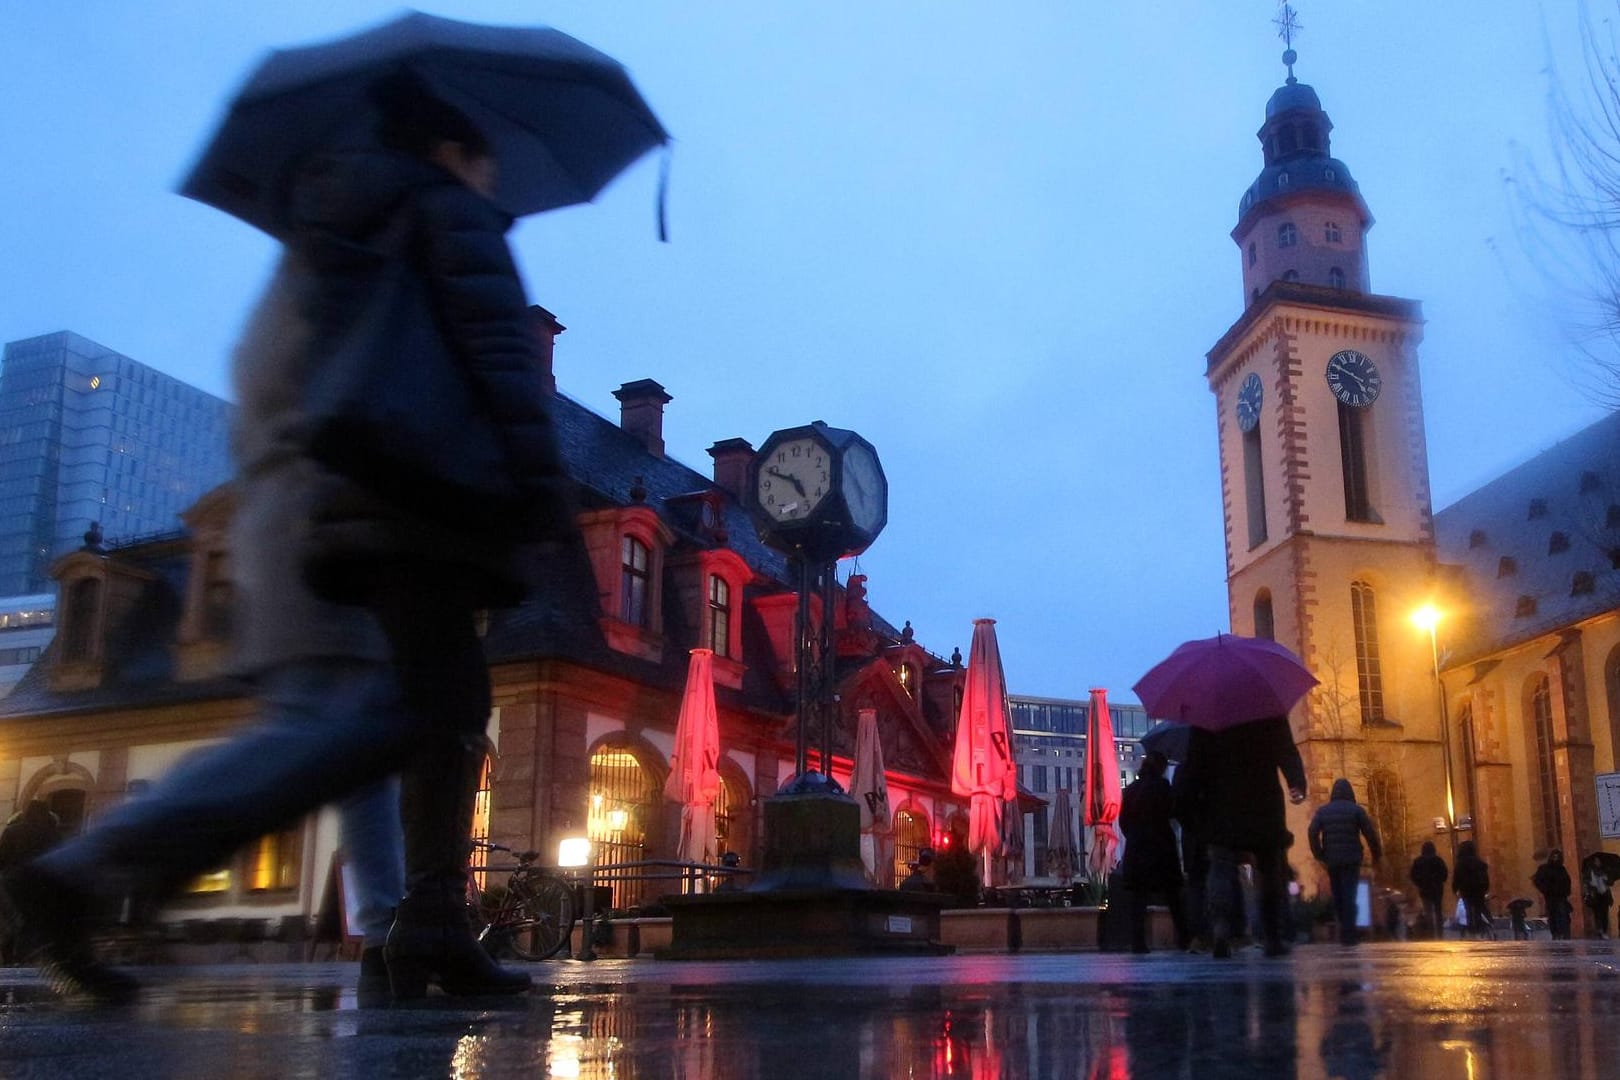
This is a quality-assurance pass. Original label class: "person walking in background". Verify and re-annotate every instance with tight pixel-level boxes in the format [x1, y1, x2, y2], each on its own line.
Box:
[1582, 857, 1613, 939]
[1118, 751, 1187, 953]
[899, 848, 936, 892]
[1452, 840, 1492, 938]
[0, 74, 568, 1004]
[1307, 778, 1383, 946]
[0, 801, 61, 965]
[1408, 840, 1449, 940]
[1174, 715, 1307, 958]
[1532, 849, 1574, 940]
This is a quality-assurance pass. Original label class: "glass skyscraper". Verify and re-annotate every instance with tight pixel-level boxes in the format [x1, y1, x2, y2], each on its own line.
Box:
[0, 332, 231, 595]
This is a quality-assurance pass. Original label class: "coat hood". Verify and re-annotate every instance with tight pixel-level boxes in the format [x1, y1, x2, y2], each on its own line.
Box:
[1330, 778, 1355, 802]
[1458, 840, 1477, 859]
[1420, 841, 1437, 856]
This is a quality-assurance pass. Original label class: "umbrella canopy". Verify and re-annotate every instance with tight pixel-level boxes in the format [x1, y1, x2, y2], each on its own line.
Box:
[665, 649, 722, 865]
[181, 11, 668, 237]
[850, 708, 892, 880]
[1140, 720, 1191, 763]
[950, 619, 1018, 859]
[1132, 633, 1319, 732]
[1082, 688, 1122, 882]
[1044, 787, 1079, 882]
[1582, 851, 1620, 885]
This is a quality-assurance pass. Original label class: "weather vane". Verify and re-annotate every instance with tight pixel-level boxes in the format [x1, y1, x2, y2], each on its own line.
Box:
[1274, 3, 1303, 83]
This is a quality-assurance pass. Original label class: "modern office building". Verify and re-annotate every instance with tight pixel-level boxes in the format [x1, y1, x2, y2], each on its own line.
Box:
[0, 593, 53, 700]
[1009, 693, 1149, 880]
[0, 332, 232, 595]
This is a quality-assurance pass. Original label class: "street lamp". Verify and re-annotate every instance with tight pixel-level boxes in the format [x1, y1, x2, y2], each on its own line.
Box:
[1411, 604, 1459, 864]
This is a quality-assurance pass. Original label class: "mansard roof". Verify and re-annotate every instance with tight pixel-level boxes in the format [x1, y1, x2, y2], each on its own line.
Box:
[1434, 409, 1620, 662]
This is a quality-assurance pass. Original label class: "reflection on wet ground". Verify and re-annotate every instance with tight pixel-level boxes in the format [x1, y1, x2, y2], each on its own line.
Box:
[1, 942, 1618, 1078]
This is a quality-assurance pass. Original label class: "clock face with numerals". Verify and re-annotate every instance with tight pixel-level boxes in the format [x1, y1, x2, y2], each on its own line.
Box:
[1236, 372, 1264, 433]
[1325, 349, 1381, 408]
[755, 436, 829, 522]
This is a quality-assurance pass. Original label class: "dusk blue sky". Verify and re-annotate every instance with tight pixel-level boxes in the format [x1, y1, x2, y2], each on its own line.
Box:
[1, 2, 1609, 700]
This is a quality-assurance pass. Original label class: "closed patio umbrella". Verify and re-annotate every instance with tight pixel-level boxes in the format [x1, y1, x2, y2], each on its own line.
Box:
[850, 708, 892, 882]
[665, 649, 722, 867]
[998, 795, 1026, 887]
[1045, 787, 1078, 882]
[950, 619, 1018, 882]
[1083, 688, 1122, 884]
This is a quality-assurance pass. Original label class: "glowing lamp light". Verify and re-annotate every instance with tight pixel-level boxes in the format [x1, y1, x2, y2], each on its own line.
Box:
[607, 808, 629, 831]
[557, 836, 592, 868]
[1410, 604, 1441, 633]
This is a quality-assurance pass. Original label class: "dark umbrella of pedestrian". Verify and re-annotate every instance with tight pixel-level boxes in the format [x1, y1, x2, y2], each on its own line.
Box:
[1140, 720, 1191, 763]
[180, 11, 670, 238]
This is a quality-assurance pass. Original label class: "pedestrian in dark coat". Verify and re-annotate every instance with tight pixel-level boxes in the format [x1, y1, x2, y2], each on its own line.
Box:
[1307, 778, 1382, 945]
[1452, 840, 1491, 937]
[0, 73, 566, 1003]
[1174, 715, 1307, 958]
[0, 801, 60, 966]
[1532, 849, 1574, 940]
[1408, 841, 1449, 939]
[1119, 751, 1187, 952]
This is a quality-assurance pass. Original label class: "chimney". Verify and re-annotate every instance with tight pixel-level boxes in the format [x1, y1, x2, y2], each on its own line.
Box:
[527, 305, 566, 395]
[613, 379, 672, 457]
[707, 438, 754, 499]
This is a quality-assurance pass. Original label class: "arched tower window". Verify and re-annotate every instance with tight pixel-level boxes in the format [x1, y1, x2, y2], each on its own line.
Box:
[1325, 222, 1342, 243]
[1339, 403, 1376, 522]
[1349, 580, 1385, 725]
[1278, 222, 1298, 248]
[1244, 424, 1267, 547]
[1525, 674, 1562, 855]
[1329, 267, 1345, 290]
[1253, 590, 1275, 641]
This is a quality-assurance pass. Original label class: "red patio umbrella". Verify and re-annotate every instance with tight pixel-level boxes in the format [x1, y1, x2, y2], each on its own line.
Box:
[665, 648, 722, 866]
[1082, 688, 1122, 883]
[951, 619, 1018, 877]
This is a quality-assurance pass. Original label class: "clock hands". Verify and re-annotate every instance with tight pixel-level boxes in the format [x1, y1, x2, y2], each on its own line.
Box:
[766, 467, 806, 498]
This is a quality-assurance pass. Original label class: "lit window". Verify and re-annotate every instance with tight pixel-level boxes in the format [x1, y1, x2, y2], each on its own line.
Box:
[707, 574, 731, 657]
[249, 827, 302, 891]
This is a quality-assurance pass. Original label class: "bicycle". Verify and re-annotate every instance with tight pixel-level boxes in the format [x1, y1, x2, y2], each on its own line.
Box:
[468, 840, 577, 961]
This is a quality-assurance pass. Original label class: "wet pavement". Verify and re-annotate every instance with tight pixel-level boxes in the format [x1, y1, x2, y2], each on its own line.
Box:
[2, 941, 1618, 1078]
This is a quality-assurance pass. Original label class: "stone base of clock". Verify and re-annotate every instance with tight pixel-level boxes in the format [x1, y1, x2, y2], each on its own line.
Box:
[660, 888, 951, 959]
[749, 787, 871, 892]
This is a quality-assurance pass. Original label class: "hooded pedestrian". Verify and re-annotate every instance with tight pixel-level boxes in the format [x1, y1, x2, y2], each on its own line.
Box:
[1307, 778, 1382, 946]
[1408, 841, 1449, 939]
[1582, 858, 1613, 939]
[1532, 849, 1573, 940]
[1118, 751, 1187, 953]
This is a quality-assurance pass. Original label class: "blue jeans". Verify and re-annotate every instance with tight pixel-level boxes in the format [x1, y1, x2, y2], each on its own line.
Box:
[1328, 864, 1361, 945]
[38, 659, 414, 918]
[339, 778, 403, 948]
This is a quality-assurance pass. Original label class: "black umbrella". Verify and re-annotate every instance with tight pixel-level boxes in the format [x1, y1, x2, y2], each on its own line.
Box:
[1140, 720, 1191, 763]
[1582, 851, 1620, 884]
[180, 11, 668, 237]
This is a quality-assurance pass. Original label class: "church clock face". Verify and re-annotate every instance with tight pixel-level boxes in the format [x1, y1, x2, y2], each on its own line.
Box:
[1325, 349, 1381, 408]
[1236, 372, 1264, 432]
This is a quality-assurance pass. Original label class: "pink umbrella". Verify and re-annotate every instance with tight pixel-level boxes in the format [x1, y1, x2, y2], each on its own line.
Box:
[1131, 633, 1318, 731]
[665, 648, 722, 865]
[951, 619, 1018, 873]
[850, 708, 892, 880]
[1082, 688, 1122, 882]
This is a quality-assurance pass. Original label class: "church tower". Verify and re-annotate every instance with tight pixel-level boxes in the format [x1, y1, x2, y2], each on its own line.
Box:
[1206, 36, 1446, 877]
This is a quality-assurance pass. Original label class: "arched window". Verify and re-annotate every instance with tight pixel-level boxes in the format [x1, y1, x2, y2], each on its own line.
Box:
[1282, 269, 1300, 282]
[714, 769, 752, 866]
[1253, 590, 1275, 641]
[1328, 267, 1345, 290]
[620, 536, 650, 627]
[62, 578, 101, 661]
[588, 743, 661, 907]
[1350, 580, 1385, 725]
[1339, 403, 1376, 522]
[892, 808, 930, 884]
[1278, 222, 1298, 248]
[707, 574, 731, 658]
[1325, 222, 1342, 243]
[1526, 674, 1561, 855]
[1245, 425, 1267, 547]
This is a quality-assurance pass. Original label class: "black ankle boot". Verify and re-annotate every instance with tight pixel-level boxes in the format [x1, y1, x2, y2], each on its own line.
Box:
[384, 879, 531, 999]
[0, 864, 139, 1005]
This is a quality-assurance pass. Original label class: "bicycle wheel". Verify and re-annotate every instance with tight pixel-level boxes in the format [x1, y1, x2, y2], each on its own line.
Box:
[504, 871, 577, 961]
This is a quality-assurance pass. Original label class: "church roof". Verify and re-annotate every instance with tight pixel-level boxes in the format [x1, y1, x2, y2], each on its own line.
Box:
[1433, 409, 1620, 663]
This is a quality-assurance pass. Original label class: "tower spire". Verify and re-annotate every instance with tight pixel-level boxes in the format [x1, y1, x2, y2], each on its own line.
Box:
[1274, 2, 1303, 84]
